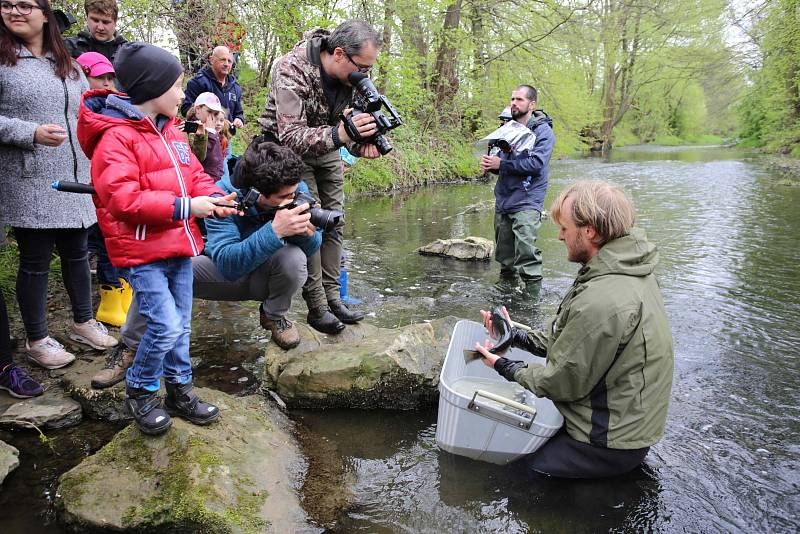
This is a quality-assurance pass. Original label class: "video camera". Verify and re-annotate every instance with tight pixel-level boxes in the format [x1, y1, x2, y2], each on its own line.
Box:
[344, 72, 403, 155]
[487, 139, 513, 156]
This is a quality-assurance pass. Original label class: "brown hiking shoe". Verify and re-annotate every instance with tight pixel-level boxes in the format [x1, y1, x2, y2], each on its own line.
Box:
[260, 306, 300, 350]
[91, 344, 135, 389]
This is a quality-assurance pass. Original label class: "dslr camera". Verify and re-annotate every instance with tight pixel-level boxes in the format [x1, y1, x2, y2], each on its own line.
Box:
[257, 189, 343, 232]
[344, 72, 403, 155]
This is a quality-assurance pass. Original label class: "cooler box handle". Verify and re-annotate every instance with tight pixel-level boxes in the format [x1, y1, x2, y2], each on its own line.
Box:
[468, 389, 537, 430]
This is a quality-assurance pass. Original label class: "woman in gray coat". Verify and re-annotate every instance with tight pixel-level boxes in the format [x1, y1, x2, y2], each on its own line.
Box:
[0, 0, 117, 371]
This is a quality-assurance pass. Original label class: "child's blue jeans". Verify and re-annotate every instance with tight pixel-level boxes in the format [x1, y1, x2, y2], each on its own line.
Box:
[119, 258, 193, 391]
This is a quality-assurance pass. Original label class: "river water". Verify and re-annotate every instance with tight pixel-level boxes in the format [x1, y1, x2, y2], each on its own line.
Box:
[2, 145, 798, 532]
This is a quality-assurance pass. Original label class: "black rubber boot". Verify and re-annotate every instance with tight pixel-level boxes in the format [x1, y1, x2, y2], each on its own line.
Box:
[328, 300, 364, 324]
[307, 307, 346, 335]
[124, 385, 172, 435]
[164, 381, 220, 425]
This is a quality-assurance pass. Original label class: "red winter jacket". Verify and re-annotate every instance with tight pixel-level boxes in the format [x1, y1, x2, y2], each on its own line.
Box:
[77, 89, 223, 268]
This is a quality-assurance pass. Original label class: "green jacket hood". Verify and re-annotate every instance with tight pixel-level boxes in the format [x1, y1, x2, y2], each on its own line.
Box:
[578, 227, 658, 283]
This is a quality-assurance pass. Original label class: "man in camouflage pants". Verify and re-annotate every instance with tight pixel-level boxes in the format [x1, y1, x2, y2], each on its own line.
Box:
[258, 20, 384, 334]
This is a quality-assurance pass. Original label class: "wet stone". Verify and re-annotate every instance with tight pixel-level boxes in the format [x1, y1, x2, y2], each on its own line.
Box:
[56, 388, 310, 533]
[60, 358, 130, 422]
[418, 237, 494, 261]
[262, 316, 460, 410]
[0, 439, 19, 485]
[0, 389, 83, 430]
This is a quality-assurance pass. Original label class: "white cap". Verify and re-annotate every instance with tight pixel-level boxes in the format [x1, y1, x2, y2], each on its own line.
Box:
[194, 92, 224, 113]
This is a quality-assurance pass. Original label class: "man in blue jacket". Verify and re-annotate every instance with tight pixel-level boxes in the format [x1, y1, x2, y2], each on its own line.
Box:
[480, 85, 555, 291]
[90, 142, 321, 388]
[182, 46, 244, 128]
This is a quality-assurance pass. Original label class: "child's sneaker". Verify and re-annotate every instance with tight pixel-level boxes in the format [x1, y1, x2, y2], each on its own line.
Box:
[70, 319, 119, 350]
[26, 337, 76, 369]
[165, 381, 219, 425]
[124, 385, 171, 435]
[0, 364, 44, 398]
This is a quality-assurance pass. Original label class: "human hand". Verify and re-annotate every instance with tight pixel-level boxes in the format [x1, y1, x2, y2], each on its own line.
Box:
[34, 124, 68, 147]
[359, 144, 381, 159]
[190, 192, 241, 218]
[480, 155, 501, 172]
[339, 108, 377, 143]
[210, 191, 241, 218]
[271, 202, 312, 239]
[232, 118, 244, 129]
[475, 340, 502, 367]
[480, 305, 511, 339]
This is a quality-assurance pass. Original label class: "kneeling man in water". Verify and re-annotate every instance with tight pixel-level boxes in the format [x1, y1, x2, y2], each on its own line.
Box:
[475, 180, 674, 478]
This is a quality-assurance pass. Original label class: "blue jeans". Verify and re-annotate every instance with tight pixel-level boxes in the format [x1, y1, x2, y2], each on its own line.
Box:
[119, 258, 193, 391]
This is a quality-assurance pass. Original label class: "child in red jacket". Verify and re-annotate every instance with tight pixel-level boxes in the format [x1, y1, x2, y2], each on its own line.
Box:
[77, 43, 239, 435]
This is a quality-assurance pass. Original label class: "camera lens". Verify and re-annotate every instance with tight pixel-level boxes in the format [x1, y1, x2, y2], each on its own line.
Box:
[309, 208, 343, 232]
[375, 135, 393, 155]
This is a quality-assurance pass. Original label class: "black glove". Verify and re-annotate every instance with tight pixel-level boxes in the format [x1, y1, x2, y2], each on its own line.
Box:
[494, 357, 527, 382]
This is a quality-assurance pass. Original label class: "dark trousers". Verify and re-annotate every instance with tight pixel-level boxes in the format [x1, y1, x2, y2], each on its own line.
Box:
[13, 227, 93, 342]
[528, 429, 649, 479]
[87, 223, 119, 287]
[0, 292, 13, 367]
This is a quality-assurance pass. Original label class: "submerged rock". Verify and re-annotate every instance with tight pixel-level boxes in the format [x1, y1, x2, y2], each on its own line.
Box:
[263, 316, 460, 409]
[418, 237, 494, 260]
[56, 388, 310, 534]
[0, 389, 82, 430]
[0, 439, 19, 485]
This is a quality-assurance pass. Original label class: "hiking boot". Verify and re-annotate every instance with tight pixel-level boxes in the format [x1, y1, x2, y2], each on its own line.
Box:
[307, 306, 345, 335]
[260, 307, 300, 350]
[164, 381, 219, 426]
[0, 364, 44, 398]
[70, 319, 119, 350]
[91, 344, 136, 389]
[124, 385, 171, 435]
[26, 337, 76, 369]
[329, 300, 364, 324]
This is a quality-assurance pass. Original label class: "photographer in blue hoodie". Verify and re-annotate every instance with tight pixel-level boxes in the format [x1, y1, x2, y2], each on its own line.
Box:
[480, 85, 554, 293]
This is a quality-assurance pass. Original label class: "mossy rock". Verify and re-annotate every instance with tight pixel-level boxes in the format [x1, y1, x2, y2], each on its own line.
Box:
[263, 316, 460, 409]
[56, 388, 310, 533]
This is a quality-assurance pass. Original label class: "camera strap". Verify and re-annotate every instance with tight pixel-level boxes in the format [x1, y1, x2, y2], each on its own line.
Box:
[342, 113, 365, 142]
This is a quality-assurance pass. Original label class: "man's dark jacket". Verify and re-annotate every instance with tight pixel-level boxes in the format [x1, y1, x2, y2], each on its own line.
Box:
[494, 110, 555, 214]
[182, 66, 244, 124]
[64, 30, 127, 62]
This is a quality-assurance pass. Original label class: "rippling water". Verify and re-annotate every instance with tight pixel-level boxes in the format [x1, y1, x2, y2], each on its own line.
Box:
[297, 146, 800, 533]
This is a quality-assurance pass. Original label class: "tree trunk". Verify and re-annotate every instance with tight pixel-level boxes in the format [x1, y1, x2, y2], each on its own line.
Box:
[378, 0, 395, 90]
[431, 0, 463, 106]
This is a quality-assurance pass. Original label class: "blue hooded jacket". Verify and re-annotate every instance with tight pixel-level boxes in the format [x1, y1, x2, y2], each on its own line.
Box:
[182, 66, 244, 123]
[494, 110, 555, 214]
[203, 176, 322, 281]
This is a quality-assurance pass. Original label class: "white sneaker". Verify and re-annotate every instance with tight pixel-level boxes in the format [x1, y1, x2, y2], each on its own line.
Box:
[26, 337, 76, 369]
[70, 319, 119, 350]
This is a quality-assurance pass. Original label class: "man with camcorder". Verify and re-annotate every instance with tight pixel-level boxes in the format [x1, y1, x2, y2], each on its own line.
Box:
[91, 142, 321, 388]
[257, 19, 392, 335]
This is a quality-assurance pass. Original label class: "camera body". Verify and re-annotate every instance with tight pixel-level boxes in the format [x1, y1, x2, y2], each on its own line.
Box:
[345, 72, 403, 155]
[260, 190, 343, 232]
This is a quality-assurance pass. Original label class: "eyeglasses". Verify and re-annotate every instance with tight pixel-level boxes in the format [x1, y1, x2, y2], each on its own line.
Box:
[1, 1, 41, 15]
[343, 50, 373, 73]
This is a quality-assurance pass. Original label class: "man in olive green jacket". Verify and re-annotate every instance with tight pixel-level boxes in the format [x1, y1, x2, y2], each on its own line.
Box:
[476, 180, 674, 478]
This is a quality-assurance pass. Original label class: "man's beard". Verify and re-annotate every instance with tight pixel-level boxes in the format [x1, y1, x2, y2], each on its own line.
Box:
[511, 107, 528, 120]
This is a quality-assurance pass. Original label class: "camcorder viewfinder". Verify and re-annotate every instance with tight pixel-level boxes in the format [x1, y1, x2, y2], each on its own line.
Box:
[344, 72, 403, 155]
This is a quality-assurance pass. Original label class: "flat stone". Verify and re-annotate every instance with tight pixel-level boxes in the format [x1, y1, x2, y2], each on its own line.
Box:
[0, 439, 19, 485]
[57, 388, 311, 533]
[263, 316, 460, 409]
[60, 358, 130, 422]
[0, 389, 82, 430]
[418, 236, 494, 260]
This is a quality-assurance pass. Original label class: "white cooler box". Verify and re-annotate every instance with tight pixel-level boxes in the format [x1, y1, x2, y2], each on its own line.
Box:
[435, 319, 563, 465]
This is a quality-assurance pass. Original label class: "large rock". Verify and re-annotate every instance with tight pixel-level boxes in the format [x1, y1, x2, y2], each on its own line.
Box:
[418, 236, 494, 260]
[0, 389, 82, 429]
[56, 388, 311, 533]
[263, 316, 460, 409]
[0, 439, 19, 485]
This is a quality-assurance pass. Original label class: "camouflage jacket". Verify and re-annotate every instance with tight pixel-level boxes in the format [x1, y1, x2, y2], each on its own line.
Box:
[258, 29, 353, 157]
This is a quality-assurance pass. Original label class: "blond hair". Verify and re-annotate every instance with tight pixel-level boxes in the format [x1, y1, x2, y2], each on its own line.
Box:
[551, 180, 636, 245]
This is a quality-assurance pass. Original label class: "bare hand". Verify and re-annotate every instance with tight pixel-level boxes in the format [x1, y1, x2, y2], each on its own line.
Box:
[271, 202, 312, 239]
[34, 124, 67, 147]
[232, 118, 244, 129]
[480, 155, 501, 172]
[190, 192, 241, 218]
[474, 340, 501, 368]
[359, 144, 381, 159]
[339, 108, 377, 143]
